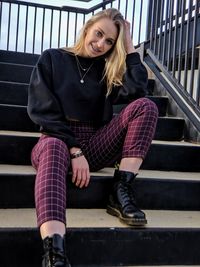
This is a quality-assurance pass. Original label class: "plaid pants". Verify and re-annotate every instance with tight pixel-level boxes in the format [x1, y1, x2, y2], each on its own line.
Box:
[31, 97, 158, 226]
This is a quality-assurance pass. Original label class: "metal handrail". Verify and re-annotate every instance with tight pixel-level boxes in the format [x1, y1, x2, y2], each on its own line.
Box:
[1, 0, 114, 14]
[0, 0, 149, 54]
[145, 0, 200, 132]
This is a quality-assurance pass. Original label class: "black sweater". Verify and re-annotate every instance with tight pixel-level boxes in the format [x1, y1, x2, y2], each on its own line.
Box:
[27, 48, 148, 148]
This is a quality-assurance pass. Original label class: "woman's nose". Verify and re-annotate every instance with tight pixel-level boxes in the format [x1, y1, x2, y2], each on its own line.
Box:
[97, 39, 105, 49]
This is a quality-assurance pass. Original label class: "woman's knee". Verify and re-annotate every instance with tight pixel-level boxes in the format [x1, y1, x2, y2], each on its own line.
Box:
[131, 97, 159, 116]
[44, 136, 67, 149]
[39, 136, 69, 159]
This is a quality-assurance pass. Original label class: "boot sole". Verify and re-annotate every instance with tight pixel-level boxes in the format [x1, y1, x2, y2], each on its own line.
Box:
[107, 205, 147, 226]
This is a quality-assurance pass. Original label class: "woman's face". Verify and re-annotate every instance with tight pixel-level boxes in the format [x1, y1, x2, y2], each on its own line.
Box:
[82, 18, 118, 58]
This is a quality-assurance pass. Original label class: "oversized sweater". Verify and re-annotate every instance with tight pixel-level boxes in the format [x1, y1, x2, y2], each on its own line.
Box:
[27, 48, 148, 148]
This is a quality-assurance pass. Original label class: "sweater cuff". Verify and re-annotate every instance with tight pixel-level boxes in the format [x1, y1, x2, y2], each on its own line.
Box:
[126, 52, 141, 65]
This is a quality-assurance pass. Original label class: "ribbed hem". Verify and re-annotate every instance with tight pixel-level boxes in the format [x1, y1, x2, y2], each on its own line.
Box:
[122, 151, 146, 160]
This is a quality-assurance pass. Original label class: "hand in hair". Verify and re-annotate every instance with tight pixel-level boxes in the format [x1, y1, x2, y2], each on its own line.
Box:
[124, 20, 136, 54]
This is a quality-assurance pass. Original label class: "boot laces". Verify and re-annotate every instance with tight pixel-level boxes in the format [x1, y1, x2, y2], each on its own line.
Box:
[43, 249, 66, 266]
[118, 181, 137, 208]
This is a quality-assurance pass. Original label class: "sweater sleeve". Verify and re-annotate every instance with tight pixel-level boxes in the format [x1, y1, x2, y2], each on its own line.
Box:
[27, 49, 80, 148]
[111, 52, 148, 104]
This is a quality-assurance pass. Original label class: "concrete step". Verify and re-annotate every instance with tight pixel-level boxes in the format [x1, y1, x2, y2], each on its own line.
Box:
[114, 95, 169, 117]
[0, 131, 199, 171]
[1, 208, 200, 228]
[0, 49, 39, 65]
[0, 104, 185, 140]
[0, 81, 28, 105]
[0, 165, 199, 210]
[0, 209, 200, 266]
[0, 62, 33, 83]
[0, 78, 167, 114]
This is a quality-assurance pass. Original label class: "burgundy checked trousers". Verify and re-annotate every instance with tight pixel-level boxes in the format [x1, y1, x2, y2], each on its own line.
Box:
[31, 97, 158, 227]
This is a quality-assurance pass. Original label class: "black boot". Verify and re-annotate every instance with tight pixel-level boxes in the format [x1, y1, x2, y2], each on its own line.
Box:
[107, 169, 147, 226]
[42, 234, 71, 267]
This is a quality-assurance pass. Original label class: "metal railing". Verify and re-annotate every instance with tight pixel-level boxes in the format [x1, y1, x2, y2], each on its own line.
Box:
[145, 0, 200, 131]
[0, 0, 199, 131]
[0, 0, 149, 54]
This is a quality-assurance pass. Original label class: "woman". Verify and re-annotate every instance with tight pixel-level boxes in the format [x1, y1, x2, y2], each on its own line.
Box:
[28, 8, 158, 267]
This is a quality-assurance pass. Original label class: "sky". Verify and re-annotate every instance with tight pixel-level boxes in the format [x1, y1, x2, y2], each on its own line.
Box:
[0, 0, 149, 54]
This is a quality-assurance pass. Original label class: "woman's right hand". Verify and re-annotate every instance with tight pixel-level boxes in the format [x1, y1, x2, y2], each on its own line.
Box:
[71, 155, 90, 188]
[123, 20, 136, 54]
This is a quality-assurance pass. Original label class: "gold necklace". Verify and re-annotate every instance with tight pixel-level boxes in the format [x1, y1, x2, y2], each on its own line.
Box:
[75, 55, 94, 84]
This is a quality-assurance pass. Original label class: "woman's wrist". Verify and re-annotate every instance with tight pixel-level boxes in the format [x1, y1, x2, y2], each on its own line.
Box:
[70, 149, 83, 159]
[126, 43, 136, 54]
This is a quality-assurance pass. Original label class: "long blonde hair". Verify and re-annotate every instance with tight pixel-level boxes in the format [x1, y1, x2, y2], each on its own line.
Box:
[66, 8, 127, 96]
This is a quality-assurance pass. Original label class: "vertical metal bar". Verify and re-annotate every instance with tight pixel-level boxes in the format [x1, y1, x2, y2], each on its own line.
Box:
[131, 0, 135, 40]
[196, 47, 200, 107]
[167, 0, 173, 71]
[83, 14, 86, 25]
[189, 0, 198, 97]
[102, 0, 107, 10]
[183, 0, 192, 92]
[153, 0, 159, 54]
[7, 3, 11, 50]
[149, 0, 156, 50]
[145, 0, 153, 40]
[58, 10, 61, 48]
[172, 0, 180, 76]
[0, 2, 3, 38]
[177, 0, 185, 83]
[118, 0, 121, 10]
[110, 0, 113, 8]
[50, 9, 53, 48]
[66, 12, 69, 47]
[32, 7, 37, 54]
[74, 12, 78, 44]
[15, 4, 20, 52]
[138, 0, 143, 44]
[157, 0, 164, 60]
[162, 0, 169, 65]
[24, 5, 28, 52]
[41, 8, 45, 53]
[124, 0, 128, 20]
[0, 2, 2, 42]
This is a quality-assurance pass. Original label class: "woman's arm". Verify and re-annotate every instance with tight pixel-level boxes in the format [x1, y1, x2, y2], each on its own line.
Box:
[111, 21, 148, 104]
[27, 49, 80, 148]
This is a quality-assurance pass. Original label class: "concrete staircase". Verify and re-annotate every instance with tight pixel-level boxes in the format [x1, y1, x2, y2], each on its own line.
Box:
[0, 50, 200, 267]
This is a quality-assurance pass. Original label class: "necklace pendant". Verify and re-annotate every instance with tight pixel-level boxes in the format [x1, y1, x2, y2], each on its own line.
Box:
[80, 79, 84, 83]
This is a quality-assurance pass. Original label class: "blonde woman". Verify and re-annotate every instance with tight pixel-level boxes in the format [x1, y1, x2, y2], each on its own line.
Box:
[28, 8, 158, 267]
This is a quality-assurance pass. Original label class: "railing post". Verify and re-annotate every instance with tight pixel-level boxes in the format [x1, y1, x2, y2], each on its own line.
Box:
[145, 0, 153, 41]
[102, 0, 107, 10]
[146, 0, 161, 51]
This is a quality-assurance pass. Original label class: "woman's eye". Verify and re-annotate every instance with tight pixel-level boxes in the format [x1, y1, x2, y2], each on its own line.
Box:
[96, 31, 102, 37]
[106, 39, 113, 46]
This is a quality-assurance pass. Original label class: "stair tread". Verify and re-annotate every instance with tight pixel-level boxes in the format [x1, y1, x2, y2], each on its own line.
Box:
[0, 130, 41, 137]
[1, 130, 200, 146]
[0, 208, 200, 228]
[0, 80, 29, 85]
[0, 164, 199, 180]
[0, 61, 34, 67]
[0, 104, 185, 120]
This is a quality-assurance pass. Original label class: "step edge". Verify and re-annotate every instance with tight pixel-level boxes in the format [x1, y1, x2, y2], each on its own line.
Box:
[0, 165, 199, 181]
[0, 131, 199, 146]
[0, 209, 200, 229]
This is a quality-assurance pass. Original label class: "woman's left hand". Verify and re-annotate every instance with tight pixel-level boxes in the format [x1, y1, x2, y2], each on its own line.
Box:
[124, 20, 136, 54]
[71, 155, 90, 188]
